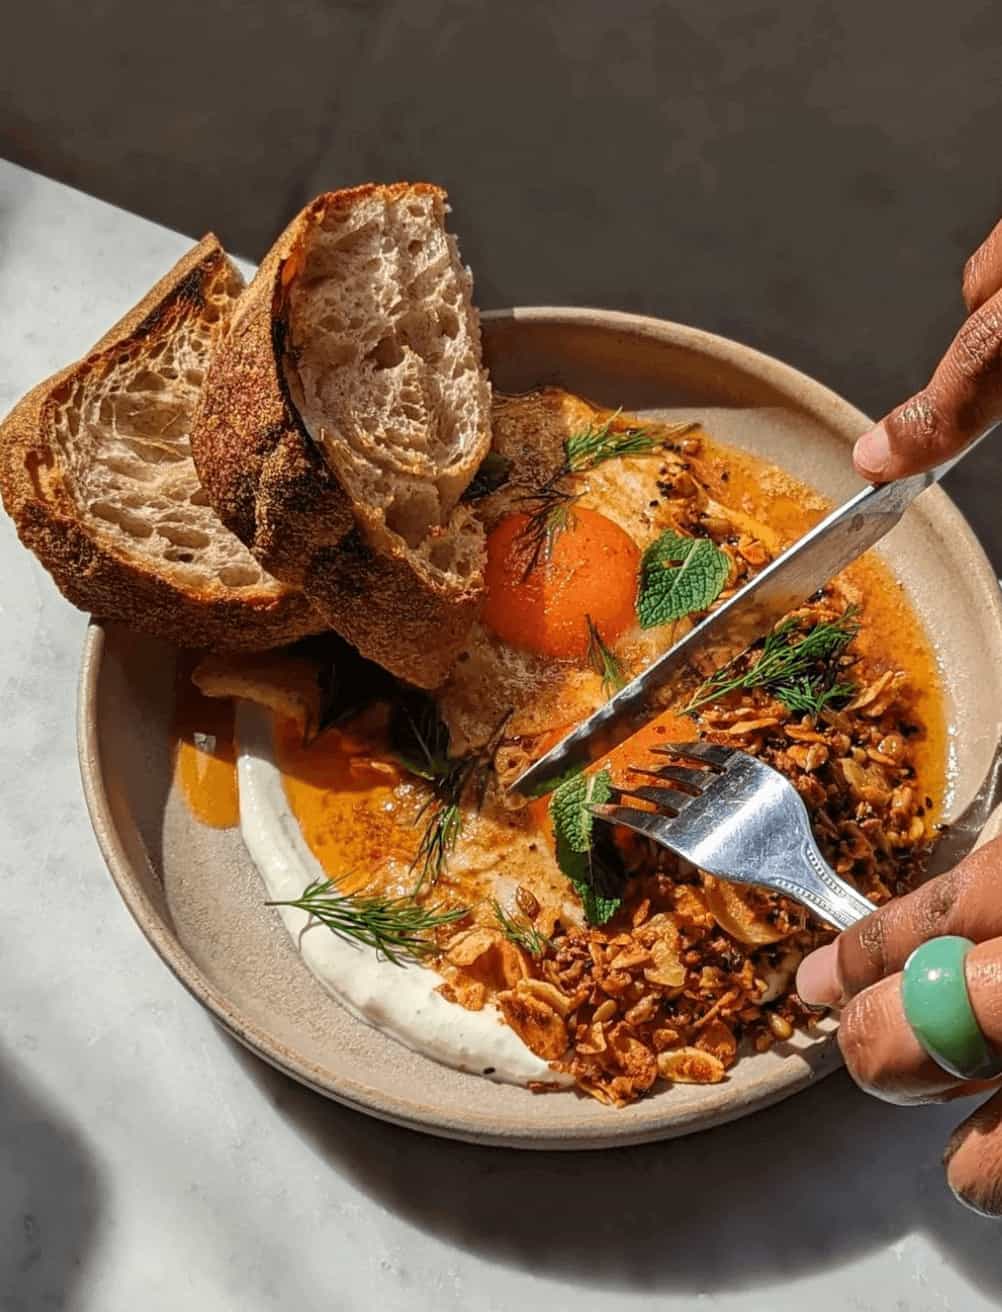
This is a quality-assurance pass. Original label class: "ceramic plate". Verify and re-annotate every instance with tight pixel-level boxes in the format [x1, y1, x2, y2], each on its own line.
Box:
[77, 309, 1002, 1148]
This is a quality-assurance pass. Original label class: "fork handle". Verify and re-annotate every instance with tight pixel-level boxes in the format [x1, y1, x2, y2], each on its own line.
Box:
[775, 838, 877, 931]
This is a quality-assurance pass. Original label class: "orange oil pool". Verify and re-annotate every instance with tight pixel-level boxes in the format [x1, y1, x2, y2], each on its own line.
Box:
[171, 663, 239, 829]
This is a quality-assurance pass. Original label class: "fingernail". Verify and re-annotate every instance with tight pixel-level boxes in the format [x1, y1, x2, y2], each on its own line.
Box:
[796, 942, 842, 1007]
[853, 422, 892, 479]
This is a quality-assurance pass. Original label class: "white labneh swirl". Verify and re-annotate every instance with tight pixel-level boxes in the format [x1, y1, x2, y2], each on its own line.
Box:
[236, 702, 571, 1086]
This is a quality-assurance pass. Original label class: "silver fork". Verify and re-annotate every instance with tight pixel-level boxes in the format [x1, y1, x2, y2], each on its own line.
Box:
[591, 742, 876, 931]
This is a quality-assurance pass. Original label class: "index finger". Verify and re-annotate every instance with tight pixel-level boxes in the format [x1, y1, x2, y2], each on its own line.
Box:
[796, 836, 1002, 1006]
[963, 219, 1002, 314]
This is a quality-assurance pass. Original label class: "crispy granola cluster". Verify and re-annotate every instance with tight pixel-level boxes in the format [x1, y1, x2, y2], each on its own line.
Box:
[437, 416, 938, 1106]
[693, 595, 935, 905]
[439, 593, 936, 1107]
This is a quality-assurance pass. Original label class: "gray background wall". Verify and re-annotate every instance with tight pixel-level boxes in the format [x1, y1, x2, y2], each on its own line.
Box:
[2, 0, 999, 562]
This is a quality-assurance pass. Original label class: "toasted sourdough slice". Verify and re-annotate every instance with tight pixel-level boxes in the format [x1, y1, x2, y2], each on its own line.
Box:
[0, 236, 319, 650]
[191, 183, 491, 689]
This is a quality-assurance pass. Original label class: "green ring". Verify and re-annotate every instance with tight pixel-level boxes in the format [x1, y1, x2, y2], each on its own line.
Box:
[901, 936, 999, 1080]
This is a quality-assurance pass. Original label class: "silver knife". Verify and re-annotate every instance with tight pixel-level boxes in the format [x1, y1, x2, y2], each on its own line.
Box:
[512, 427, 994, 797]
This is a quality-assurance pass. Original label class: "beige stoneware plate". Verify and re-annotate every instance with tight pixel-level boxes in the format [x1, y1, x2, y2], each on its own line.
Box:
[78, 309, 1002, 1149]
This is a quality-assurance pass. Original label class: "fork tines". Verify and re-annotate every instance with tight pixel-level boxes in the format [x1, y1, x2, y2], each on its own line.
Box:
[589, 800, 666, 834]
[648, 741, 731, 770]
[590, 741, 732, 827]
[628, 763, 706, 793]
[603, 782, 690, 814]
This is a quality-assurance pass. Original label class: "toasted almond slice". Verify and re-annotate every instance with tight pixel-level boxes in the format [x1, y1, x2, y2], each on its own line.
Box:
[631, 898, 652, 928]
[847, 669, 894, 711]
[651, 1025, 681, 1051]
[576, 1021, 609, 1055]
[608, 946, 653, 973]
[657, 1046, 726, 1084]
[716, 716, 781, 735]
[445, 927, 500, 968]
[608, 1024, 658, 1088]
[643, 937, 687, 988]
[784, 724, 826, 743]
[498, 989, 568, 1061]
[576, 1078, 619, 1106]
[498, 939, 532, 989]
[671, 885, 715, 931]
[702, 875, 789, 946]
[518, 978, 573, 1016]
[694, 1019, 738, 1066]
[438, 973, 488, 1012]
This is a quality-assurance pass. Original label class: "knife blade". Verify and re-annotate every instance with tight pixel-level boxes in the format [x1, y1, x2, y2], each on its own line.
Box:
[512, 427, 994, 797]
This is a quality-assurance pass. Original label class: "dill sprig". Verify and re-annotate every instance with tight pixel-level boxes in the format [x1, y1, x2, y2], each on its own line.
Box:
[490, 898, 551, 958]
[772, 674, 859, 717]
[514, 411, 673, 578]
[686, 605, 861, 718]
[391, 693, 452, 781]
[564, 411, 659, 471]
[411, 757, 483, 890]
[585, 614, 626, 699]
[514, 481, 582, 581]
[267, 877, 468, 967]
[392, 695, 507, 889]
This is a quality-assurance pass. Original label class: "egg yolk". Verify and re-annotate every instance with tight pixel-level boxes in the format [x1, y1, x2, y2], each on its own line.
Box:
[482, 508, 640, 660]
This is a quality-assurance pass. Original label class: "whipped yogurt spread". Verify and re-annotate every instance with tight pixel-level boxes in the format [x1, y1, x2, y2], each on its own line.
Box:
[236, 702, 570, 1086]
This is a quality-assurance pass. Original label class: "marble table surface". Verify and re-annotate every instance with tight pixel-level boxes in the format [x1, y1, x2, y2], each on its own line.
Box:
[2, 158, 1001, 1312]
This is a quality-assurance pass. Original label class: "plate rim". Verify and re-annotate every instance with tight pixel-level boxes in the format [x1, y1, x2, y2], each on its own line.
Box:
[77, 306, 1002, 1148]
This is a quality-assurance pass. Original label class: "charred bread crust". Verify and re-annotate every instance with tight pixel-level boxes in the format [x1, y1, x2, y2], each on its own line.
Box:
[302, 525, 483, 690]
[191, 184, 487, 688]
[0, 236, 319, 650]
[191, 197, 354, 583]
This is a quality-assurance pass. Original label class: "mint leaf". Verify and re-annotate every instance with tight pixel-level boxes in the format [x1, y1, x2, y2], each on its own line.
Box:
[550, 769, 622, 925]
[575, 883, 623, 928]
[636, 529, 729, 629]
[551, 768, 611, 853]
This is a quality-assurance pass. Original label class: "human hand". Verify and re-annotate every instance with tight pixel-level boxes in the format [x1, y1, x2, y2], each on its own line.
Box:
[797, 835, 1002, 1215]
[854, 219, 1002, 481]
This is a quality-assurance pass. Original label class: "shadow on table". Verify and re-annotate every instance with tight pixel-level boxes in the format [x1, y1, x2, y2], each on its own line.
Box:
[230, 1041, 1002, 1299]
[0, 1050, 102, 1309]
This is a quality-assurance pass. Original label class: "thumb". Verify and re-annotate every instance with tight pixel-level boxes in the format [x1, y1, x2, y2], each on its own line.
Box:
[944, 1085, 1002, 1217]
[854, 286, 1002, 482]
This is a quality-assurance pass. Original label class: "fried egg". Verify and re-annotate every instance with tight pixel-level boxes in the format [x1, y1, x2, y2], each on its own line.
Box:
[438, 388, 715, 757]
